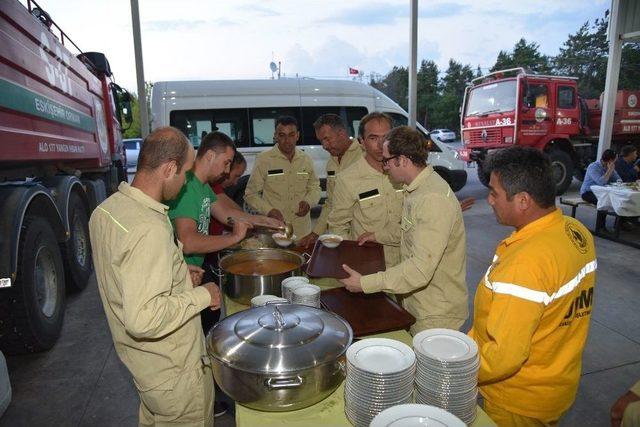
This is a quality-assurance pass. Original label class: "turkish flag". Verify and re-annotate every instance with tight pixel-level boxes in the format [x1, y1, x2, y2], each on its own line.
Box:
[349, 67, 359, 75]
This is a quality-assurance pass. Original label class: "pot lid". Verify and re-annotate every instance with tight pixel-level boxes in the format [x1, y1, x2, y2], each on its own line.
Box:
[207, 304, 353, 373]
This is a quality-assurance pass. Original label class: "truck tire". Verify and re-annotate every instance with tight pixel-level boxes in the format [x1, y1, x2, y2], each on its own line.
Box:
[548, 149, 574, 195]
[477, 160, 490, 187]
[62, 193, 92, 292]
[0, 216, 65, 354]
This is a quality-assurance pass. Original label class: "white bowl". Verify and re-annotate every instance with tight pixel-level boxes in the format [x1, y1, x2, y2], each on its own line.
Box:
[251, 294, 288, 307]
[272, 232, 296, 247]
[318, 233, 343, 248]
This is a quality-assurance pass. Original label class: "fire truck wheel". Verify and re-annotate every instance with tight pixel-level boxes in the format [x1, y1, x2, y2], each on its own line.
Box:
[548, 149, 574, 195]
[477, 160, 490, 187]
[0, 216, 65, 354]
[62, 193, 92, 292]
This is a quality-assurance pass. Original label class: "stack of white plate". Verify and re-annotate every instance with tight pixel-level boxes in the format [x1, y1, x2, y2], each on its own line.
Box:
[371, 404, 465, 427]
[291, 284, 321, 308]
[281, 276, 309, 301]
[344, 338, 416, 427]
[250, 294, 288, 308]
[413, 329, 479, 425]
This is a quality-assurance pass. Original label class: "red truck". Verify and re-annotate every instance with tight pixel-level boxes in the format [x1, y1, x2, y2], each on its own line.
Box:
[0, 0, 131, 353]
[458, 67, 640, 194]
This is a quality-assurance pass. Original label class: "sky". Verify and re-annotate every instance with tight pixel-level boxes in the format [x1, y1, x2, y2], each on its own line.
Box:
[23, 0, 610, 94]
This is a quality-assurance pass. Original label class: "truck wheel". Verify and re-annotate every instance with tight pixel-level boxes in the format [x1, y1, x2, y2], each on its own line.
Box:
[477, 160, 490, 187]
[548, 149, 574, 195]
[62, 193, 92, 292]
[0, 216, 65, 354]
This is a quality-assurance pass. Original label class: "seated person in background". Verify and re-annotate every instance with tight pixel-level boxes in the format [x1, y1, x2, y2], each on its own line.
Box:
[615, 145, 639, 183]
[611, 380, 640, 427]
[580, 149, 620, 204]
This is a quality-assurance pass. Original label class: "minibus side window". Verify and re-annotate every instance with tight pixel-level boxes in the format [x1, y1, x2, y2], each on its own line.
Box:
[249, 108, 301, 146]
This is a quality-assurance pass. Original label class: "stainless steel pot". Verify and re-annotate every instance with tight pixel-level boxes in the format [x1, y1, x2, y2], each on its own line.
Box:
[207, 304, 353, 411]
[218, 249, 306, 305]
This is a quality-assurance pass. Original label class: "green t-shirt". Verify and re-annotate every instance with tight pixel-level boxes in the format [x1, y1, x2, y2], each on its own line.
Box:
[168, 171, 217, 266]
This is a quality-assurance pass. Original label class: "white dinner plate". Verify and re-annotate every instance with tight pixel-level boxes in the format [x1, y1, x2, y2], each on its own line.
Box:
[346, 338, 415, 375]
[370, 404, 466, 427]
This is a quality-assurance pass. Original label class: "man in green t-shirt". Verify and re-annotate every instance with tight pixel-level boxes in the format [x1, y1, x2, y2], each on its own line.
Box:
[168, 131, 282, 269]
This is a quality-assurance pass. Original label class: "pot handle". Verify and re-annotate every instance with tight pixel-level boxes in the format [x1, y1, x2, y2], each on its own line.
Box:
[264, 376, 304, 390]
[302, 252, 311, 265]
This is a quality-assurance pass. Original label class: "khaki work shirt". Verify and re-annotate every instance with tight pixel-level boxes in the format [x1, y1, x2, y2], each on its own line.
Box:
[89, 182, 211, 392]
[313, 141, 363, 235]
[328, 156, 404, 267]
[360, 166, 468, 334]
[245, 146, 321, 236]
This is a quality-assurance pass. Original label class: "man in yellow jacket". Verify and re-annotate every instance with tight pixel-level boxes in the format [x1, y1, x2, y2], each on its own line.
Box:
[245, 116, 321, 237]
[90, 127, 221, 426]
[340, 126, 468, 334]
[469, 146, 597, 426]
[298, 113, 363, 248]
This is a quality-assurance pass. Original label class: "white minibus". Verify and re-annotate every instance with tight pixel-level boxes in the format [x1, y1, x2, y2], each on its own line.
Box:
[151, 78, 467, 203]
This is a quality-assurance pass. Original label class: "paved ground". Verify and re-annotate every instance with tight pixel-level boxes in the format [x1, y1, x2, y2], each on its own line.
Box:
[2, 165, 639, 426]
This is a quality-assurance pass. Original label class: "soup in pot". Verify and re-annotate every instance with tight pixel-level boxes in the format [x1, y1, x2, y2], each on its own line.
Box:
[226, 259, 299, 276]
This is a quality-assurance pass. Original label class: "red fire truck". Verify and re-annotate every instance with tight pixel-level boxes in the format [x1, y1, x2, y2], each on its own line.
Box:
[0, 0, 131, 353]
[458, 67, 640, 194]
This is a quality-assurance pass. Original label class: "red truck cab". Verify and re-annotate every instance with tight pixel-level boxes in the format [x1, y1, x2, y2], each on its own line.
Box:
[459, 67, 639, 194]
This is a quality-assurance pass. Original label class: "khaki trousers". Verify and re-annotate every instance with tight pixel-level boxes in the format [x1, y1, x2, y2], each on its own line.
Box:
[410, 317, 465, 336]
[138, 364, 214, 427]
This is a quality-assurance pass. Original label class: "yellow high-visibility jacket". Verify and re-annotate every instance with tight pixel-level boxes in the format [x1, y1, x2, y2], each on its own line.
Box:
[469, 208, 596, 422]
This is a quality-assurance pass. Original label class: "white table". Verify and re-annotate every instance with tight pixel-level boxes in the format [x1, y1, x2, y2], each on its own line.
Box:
[591, 185, 640, 217]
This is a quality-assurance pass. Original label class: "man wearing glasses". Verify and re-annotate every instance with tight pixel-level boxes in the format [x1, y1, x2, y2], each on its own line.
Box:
[327, 112, 404, 267]
[340, 126, 468, 334]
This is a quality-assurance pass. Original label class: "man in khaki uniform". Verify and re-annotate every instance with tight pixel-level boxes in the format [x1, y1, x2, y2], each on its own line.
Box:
[298, 113, 363, 248]
[245, 116, 320, 237]
[341, 126, 468, 334]
[89, 127, 221, 426]
[328, 112, 403, 267]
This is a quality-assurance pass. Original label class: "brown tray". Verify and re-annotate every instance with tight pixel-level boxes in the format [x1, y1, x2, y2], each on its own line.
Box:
[320, 287, 416, 337]
[305, 239, 386, 279]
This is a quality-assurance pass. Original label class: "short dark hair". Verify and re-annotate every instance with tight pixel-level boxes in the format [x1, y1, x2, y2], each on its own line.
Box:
[620, 145, 637, 157]
[358, 112, 393, 139]
[197, 131, 235, 159]
[275, 116, 298, 130]
[313, 113, 347, 132]
[231, 150, 246, 167]
[486, 146, 556, 208]
[385, 126, 429, 167]
[137, 126, 191, 172]
[601, 149, 616, 162]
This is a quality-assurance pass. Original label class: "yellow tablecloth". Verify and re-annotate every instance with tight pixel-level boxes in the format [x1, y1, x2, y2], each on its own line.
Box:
[222, 287, 495, 427]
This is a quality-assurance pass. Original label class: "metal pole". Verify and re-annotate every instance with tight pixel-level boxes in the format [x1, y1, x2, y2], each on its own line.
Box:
[130, 0, 150, 138]
[408, 0, 418, 128]
[597, 0, 622, 158]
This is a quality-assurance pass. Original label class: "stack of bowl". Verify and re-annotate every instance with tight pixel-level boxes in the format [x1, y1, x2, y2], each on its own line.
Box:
[281, 276, 309, 301]
[291, 284, 321, 308]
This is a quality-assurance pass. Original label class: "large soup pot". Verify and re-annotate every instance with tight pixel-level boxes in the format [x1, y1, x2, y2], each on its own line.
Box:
[207, 304, 353, 411]
[219, 248, 306, 305]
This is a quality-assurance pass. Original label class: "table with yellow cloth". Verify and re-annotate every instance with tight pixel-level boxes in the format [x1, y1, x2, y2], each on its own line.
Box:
[222, 279, 496, 427]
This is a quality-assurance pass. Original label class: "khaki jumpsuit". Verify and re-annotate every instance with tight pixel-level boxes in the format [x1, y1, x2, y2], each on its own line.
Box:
[245, 146, 320, 237]
[313, 141, 363, 235]
[360, 166, 469, 334]
[89, 183, 214, 427]
[328, 156, 404, 267]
